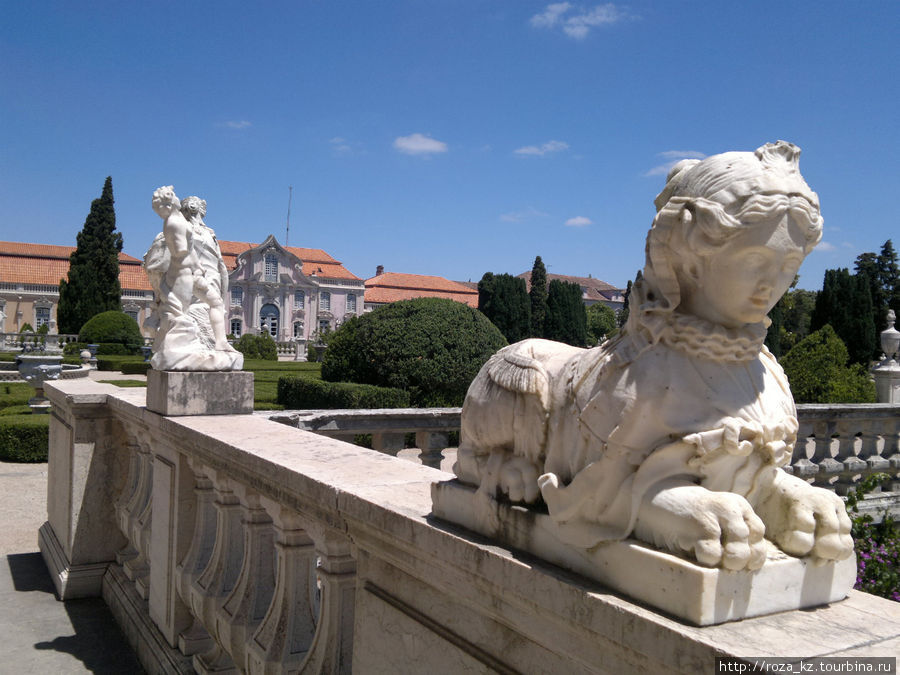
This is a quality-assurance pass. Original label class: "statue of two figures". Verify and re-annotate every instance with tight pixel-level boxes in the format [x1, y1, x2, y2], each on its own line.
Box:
[444, 142, 855, 609]
[144, 187, 242, 371]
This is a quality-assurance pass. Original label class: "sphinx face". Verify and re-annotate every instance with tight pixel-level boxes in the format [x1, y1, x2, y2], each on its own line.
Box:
[682, 211, 807, 328]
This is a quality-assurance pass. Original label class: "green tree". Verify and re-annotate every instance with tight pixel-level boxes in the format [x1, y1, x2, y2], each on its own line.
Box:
[878, 240, 900, 320]
[529, 256, 548, 337]
[586, 303, 616, 345]
[478, 272, 531, 343]
[78, 310, 143, 351]
[765, 298, 783, 357]
[57, 177, 123, 334]
[544, 279, 587, 346]
[617, 272, 640, 328]
[321, 298, 507, 407]
[810, 268, 875, 366]
[781, 287, 817, 352]
[781, 325, 876, 403]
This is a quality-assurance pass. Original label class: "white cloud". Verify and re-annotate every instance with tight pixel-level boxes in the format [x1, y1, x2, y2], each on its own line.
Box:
[644, 150, 706, 177]
[565, 216, 592, 227]
[500, 206, 549, 223]
[220, 120, 252, 129]
[530, 3, 629, 40]
[514, 140, 569, 157]
[329, 137, 353, 155]
[814, 241, 837, 252]
[393, 133, 448, 156]
[530, 2, 571, 28]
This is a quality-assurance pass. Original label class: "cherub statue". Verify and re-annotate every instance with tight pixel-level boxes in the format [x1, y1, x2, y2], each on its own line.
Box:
[454, 142, 853, 570]
[144, 186, 242, 371]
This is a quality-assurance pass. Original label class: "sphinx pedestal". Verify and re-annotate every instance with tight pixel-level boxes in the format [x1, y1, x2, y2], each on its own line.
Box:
[146, 370, 254, 416]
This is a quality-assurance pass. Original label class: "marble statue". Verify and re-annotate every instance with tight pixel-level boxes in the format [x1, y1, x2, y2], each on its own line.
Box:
[144, 186, 242, 371]
[453, 142, 853, 571]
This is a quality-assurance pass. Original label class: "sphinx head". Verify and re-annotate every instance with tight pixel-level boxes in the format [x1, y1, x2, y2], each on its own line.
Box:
[638, 141, 823, 329]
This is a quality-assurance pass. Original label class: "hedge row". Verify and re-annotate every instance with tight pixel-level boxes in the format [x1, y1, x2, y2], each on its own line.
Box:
[0, 414, 49, 462]
[120, 361, 152, 375]
[277, 376, 410, 409]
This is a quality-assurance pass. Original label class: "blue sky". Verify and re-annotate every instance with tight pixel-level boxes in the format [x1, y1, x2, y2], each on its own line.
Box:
[2, 1, 898, 290]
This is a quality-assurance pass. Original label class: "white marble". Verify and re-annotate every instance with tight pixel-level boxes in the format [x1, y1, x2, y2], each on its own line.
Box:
[145, 186, 242, 371]
[447, 143, 855, 612]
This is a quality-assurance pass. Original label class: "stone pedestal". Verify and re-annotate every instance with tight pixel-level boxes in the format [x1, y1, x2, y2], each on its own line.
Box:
[147, 370, 254, 416]
[872, 361, 900, 404]
[432, 479, 856, 627]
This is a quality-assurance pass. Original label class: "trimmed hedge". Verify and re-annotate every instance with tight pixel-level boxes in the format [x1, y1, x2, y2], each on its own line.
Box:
[234, 333, 278, 361]
[277, 376, 410, 409]
[120, 361, 152, 375]
[78, 311, 143, 352]
[0, 414, 49, 462]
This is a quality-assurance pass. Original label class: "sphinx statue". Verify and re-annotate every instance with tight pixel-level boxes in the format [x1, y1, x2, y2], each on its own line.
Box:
[450, 142, 853, 573]
[144, 186, 242, 371]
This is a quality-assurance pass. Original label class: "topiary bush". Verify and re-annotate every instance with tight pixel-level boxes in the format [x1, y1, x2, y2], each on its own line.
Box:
[321, 297, 507, 407]
[234, 333, 278, 361]
[0, 415, 49, 462]
[277, 377, 410, 409]
[78, 311, 143, 353]
[781, 325, 877, 403]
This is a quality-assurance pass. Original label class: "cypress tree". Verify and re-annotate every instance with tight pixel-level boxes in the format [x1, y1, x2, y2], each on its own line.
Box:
[478, 272, 531, 343]
[878, 240, 900, 318]
[529, 256, 548, 337]
[810, 268, 875, 366]
[765, 298, 783, 357]
[57, 177, 123, 334]
[544, 279, 587, 346]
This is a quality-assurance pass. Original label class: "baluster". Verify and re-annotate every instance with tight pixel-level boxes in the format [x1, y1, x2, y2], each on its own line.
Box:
[122, 441, 153, 593]
[834, 420, 865, 496]
[300, 524, 356, 674]
[191, 472, 245, 674]
[809, 419, 839, 489]
[860, 418, 890, 472]
[883, 418, 900, 492]
[246, 503, 318, 675]
[114, 442, 143, 564]
[415, 430, 449, 469]
[788, 420, 816, 481]
[176, 464, 218, 656]
[371, 432, 405, 457]
[215, 485, 276, 671]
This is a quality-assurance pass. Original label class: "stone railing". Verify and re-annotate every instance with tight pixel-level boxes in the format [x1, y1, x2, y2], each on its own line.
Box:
[272, 404, 900, 507]
[0, 332, 79, 351]
[274, 340, 307, 360]
[40, 380, 900, 673]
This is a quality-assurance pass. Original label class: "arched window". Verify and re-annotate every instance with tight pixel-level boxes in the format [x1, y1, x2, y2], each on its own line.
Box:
[264, 254, 278, 282]
[230, 319, 242, 337]
[320, 291, 331, 311]
[294, 290, 305, 309]
[260, 303, 279, 337]
[346, 293, 356, 313]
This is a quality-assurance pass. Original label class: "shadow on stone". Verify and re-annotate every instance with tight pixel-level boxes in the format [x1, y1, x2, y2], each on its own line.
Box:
[7, 552, 56, 594]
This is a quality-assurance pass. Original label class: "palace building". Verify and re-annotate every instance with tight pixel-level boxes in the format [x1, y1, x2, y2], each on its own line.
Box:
[0, 236, 365, 346]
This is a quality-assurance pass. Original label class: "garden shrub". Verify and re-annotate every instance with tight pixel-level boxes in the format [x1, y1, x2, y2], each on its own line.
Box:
[321, 298, 507, 407]
[781, 325, 876, 403]
[0, 383, 32, 408]
[234, 333, 278, 361]
[0, 414, 49, 462]
[96, 342, 131, 355]
[63, 342, 86, 356]
[78, 311, 143, 353]
[120, 361, 152, 375]
[846, 474, 899, 602]
[277, 377, 410, 409]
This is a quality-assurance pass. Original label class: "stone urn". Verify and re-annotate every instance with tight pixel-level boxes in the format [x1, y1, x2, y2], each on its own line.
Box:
[312, 342, 328, 363]
[16, 354, 64, 414]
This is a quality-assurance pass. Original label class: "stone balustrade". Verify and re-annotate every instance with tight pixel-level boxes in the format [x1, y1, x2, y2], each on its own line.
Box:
[273, 404, 900, 511]
[39, 379, 900, 673]
[274, 340, 307, 361]
[0, 331, 79, 351]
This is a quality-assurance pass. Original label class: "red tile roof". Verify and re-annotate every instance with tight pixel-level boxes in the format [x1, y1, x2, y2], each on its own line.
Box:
[217, 240, 359, 280]
[0, 241, 151, 290]
[518, 270, 624, 303]
[0, 241, 141, 263]
[365, 272, 479, 308]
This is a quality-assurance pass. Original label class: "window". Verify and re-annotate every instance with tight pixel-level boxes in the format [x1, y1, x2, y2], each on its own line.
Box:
[36, 307, 51, 328]
[319, 318, 330, 335]
[293, 320, 304, 338]
[294, 290, 305, 309]
[264, 254, 278, 282]
[231, 287, 243, 306]
[230, 319, 242, 337]
[124, 310, 139, 323]
[346, 293, 356, 313]
[320, 291, 331, 311]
